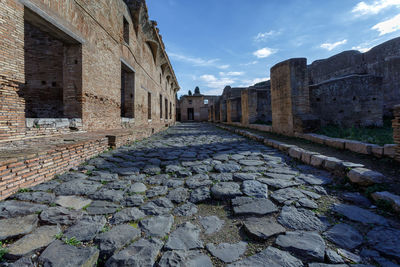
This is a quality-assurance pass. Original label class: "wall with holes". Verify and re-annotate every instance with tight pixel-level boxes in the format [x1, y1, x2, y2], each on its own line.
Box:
[309, 74, 383, 127]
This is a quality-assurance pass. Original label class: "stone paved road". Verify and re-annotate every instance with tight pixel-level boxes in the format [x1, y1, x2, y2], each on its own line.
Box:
[1, 123, 399, 267]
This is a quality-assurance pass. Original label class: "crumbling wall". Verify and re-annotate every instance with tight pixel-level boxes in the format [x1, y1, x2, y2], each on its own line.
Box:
[394, 105, 400, 162]
[308, 37, 400, 115]
[310, 74, 383, 127]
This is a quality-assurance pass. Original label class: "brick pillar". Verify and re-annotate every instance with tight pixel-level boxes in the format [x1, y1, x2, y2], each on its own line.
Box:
[393, 104, 400, 162]
[227, 99, 232, 123]
[241, 90, 249, 125]
[270, 58, 318, 135]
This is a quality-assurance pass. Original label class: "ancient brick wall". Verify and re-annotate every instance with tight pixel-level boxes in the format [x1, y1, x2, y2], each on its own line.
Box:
[394, 105, 400, 162]
[241, 90, 250, 125]
[0, 137, 109, 199]
[0, 0, 179, 141]
[310, 74, 383, 127]
[0, 1, 25, 140]
[308, 37, 400, 115]
[178, 95, 218, 122]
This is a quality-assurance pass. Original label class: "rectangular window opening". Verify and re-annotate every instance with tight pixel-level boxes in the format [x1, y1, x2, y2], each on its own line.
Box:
[121, 63, 135, 118]
[123, 17, 129, 44]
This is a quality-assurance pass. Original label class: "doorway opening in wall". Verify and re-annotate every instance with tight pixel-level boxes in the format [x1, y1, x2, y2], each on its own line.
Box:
[22, 7, 83, 130]
[148, 92, 152, 120]
[121, 62, 135, 119]
[169, 101, 172, 119]
[187, 108, 194, 121]
[160, 94, 163, 119]
[165, 99, 168, 120]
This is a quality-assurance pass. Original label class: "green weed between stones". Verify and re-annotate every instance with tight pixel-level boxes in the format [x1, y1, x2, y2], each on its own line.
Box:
[63, 237, 82, 246]
[18, 188, 32, 193]
[0, 241, 8, 262]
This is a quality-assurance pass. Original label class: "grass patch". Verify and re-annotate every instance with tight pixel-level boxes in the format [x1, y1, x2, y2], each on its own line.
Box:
[316, 117, 393, 146]
[63, 237, 82, 246]
[0, 241, 8, 262]
[18, 188, 32, 193]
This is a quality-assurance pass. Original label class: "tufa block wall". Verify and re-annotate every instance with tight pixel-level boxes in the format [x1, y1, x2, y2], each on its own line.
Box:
[310, 74, 383, 127]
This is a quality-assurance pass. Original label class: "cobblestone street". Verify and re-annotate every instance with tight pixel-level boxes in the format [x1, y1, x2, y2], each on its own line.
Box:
[1, 123, 399, 266]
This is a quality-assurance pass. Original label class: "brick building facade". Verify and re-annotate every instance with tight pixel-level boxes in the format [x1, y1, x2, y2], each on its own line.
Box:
[0, 0, 179, 198]
[178, 92, 219, 122]
[0, 0, 179, 142]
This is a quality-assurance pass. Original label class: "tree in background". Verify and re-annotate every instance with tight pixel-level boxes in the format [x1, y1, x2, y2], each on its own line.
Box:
[188, 90, 192, 96]
[194, 86, 200, 95]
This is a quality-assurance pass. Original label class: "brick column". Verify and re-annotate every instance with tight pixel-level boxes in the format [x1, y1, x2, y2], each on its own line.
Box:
[270, 58, 318, 135]
[393, 104, 400, 162]
[241, 90, 249, 125]
[227, 99, 232, 123]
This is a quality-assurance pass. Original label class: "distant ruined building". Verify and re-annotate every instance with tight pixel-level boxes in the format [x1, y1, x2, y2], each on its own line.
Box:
[209, 37, 400, 133]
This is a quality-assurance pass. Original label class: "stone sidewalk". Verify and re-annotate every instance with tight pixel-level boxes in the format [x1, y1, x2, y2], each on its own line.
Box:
[0, 123, 399, 266]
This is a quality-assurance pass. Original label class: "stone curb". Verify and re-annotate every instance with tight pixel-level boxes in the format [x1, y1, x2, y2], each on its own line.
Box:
[221, 122, 397, 159]
[216, 123, 400, 214]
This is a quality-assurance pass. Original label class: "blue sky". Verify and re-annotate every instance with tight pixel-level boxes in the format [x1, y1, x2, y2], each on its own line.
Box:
[146, 0, 400, 96]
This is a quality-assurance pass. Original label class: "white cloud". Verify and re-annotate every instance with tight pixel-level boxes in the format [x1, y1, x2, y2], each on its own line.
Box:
[218, 64, 230, 69]
[352, 0, 400, 15]
[168, 52, 229, 69]
[200, 74, 235, 89]
[253, 47, 277, 58]
[219, 71, 244, 76]
[371, 13, 400, 35]
[254, 30, 280, 42]
[320, 39, 348, 51]
[240, 61, 259, 66]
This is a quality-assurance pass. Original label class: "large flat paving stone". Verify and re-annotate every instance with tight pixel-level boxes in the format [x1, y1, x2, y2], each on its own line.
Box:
[206, 241, 247, 263]
[367, 226, 400, 261]
[0, 200, 47, 219]
[40, 206, 84, 225]
[165, 222, 203, 250]
[109, 207, 145, 224]
[232, 197, 278, 215]
[12, 191, 55, 204]
[38, 240, 99, 267]
[64, 215, 106, 242]
[0, 214, 38, 240]
[6, 225, 60, 259]
[189, 186, 211, 203]
[199, 216, 225, 234]
[278, 205, 328, 232]
[54, 179, 102, 196]
[105, 238, 163, 267]
[242, 180, 268, 198]
[85, 201, 119, 215]
[332, 204, 388, 225]
[244, 216, 286, 239]
[94, 224, 141, 258]
[211, 182, 242, 199]
[158, 250, 213, 267]
[276, 231, 325, 261]
[227, 246, 304, 267]
[271, 188, 307, 204]
[214, 163, 241, 173]
[140, 215, 174, 238]
[55, 195, 92, 210]
[323, 223, 363, 250]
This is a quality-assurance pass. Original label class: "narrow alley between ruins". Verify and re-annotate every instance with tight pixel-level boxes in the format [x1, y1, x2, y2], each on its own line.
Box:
[0, 123, 399, 266]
